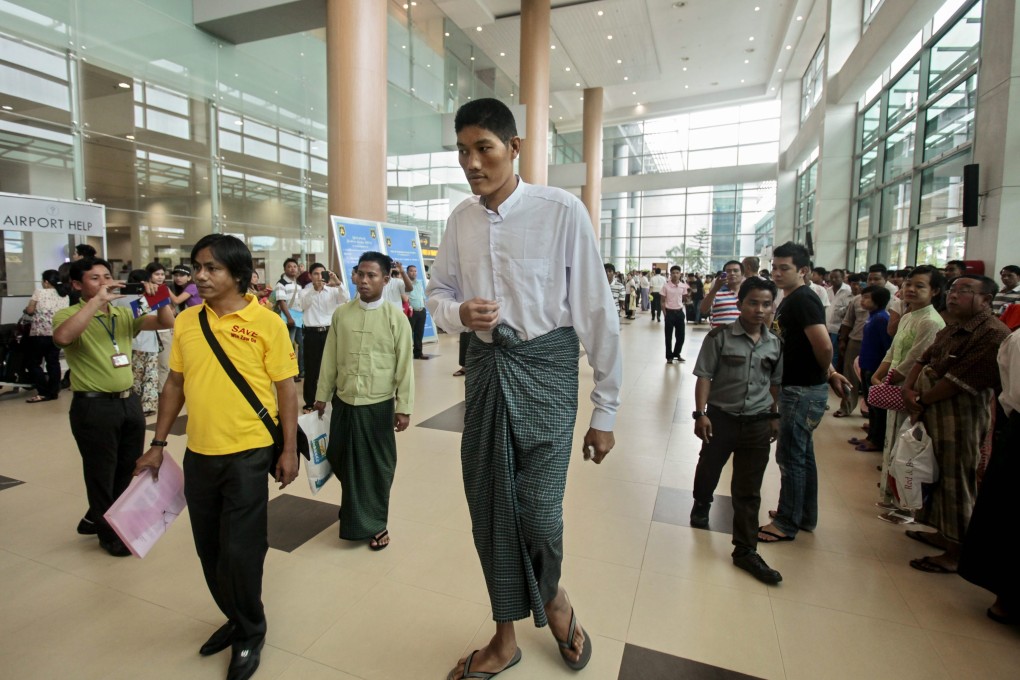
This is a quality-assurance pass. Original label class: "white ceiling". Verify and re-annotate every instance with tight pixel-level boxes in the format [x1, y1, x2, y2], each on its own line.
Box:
[447, 0, 824, 129]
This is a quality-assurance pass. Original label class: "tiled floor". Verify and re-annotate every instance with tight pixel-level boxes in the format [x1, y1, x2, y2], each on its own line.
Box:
[1, 314, 1017, 679]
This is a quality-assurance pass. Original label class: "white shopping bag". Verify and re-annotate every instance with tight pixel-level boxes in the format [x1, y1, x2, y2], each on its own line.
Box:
[298, 408, 332, 495]
[887, 419, 938, 510]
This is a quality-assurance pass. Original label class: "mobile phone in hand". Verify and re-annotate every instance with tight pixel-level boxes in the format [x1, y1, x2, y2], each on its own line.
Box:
[121, 283, 145, 295]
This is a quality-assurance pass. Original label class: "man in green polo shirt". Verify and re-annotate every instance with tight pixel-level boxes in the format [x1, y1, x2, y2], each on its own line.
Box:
[53, 257, 175, 556]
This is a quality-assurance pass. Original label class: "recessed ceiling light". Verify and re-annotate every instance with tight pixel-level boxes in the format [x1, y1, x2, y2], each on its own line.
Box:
[682, 67, 687, 71]
[749, 36, 754, 41]
[449, 83, 454, 87]
[597, 10, 604, 16]
[740, 79, 745, 83]
[551, 45, 556, 49]
[786, 45, 792, 50]
[575, 82, 581, 86]
[549, 104, 553, 109]
[607, 34, 613, 40]
[444, 32, 449, 36]
[1, 105, 12, 110]
[771, 86, 776, 91]
[754, 5, 760, 10]
[500, 52, 505, 56]
[476, 26, 482, 32]
[624, 76, 629, 80]
[401, 45, 406, 49]
[125, 134, 135, 140]
[632, 91, 636, 95]
[559, 116, 563, 120]
[565, 66, 571, 71]
[117, 82, 130, 89]
[744, 59, 749, 63]
[684, 85, 689, 89]
[579, 96, 583, 100]
[796, 15, 803, 21]
[616, 59, 622, 64]
[470, 56, 475, 61]
[778, 68, 783, 73]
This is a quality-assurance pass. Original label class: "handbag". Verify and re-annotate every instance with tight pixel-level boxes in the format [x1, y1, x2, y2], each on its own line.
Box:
[198, 308, 287, 476]
[868, 374, 906, 411]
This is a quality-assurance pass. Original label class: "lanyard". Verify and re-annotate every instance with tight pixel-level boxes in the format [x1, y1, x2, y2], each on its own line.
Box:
[94, 314, 119, 353]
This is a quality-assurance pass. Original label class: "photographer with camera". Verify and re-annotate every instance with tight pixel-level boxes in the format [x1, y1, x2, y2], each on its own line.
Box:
[300, 263, 349, 413]
[382, 260, 413, 312]
[700, 260, 744, 328]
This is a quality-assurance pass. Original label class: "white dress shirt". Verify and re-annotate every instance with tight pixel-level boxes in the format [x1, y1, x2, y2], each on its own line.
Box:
[426, 178, 622, 430]
[998, 328, 1020, 415]
[649, 274, 666, 293]
[827, 283, 853, 333]
[301, 283, 349, 327]
[383, 278, 406, 310]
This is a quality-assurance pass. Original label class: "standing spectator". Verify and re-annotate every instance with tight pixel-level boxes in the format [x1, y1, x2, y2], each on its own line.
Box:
[834, 273, 867, 417]
[944, 260, 967, 280]
[648, 267, 666, 322]
[827, 269, 853, 369]
[402, 264, 429, 359]
[959, 327, 1020, 623]
[661, 266, 688, 363]
[122, 269, 160, 416]
[314, 251, 414, 551]
[868, 263, 900, 297]
[625, 271, 638, 320]
[427, 98, 621, 678]
[145, 262, 173, 391]
[903, 275, 1010, 573]
[741, 256, 761, 280]
[134, 235, 298, 679]
[300, 263, 348, 413]
[700, 260, 743, 328]
[606, 264, 625, 316]
[690, 277, 783, 584]
[758, 242, 851, 543]
[873, 265, 946, 517]
[639, 270, 651, 312]
[170, 265, 202, 311]
[24, 269, 68, 403]
[993, 265, 1020, 315]
[53, 257, 174, 555]
[686, 273, 704, 323]
[849, 286, 893, 451]
[274, 258, 304, 382]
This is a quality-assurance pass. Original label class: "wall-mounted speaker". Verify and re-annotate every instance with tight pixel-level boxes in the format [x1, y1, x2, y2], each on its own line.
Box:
[963, 164, 979, 227]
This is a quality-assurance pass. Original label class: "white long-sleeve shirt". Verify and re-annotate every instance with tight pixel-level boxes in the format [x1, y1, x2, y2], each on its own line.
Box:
[301, 283, 349, 327]
[998, 328, 1020, 415]
[426, 178, 622, 430]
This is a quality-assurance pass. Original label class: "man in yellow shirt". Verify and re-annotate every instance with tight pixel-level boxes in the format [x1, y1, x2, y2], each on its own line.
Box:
[135, 234, 298, 680]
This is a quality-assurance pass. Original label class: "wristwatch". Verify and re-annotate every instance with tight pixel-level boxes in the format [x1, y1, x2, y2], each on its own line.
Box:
[692, 409, 708, 419]
[149, 439, 168, 448]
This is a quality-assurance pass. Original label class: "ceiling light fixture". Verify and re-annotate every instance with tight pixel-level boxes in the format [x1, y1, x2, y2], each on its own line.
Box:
[744, 59, 749, 63]
[576, 82, 581, 86]
[632, 91, 636, 95]
[777, 68, 783, 73]
[551, 45, 556, 49]
[125, 134, 135, 140]
[117, 82, 130, 89]
[624, 76, 629, 80]
[444, 32, 449, 36]
[476, 26, 482, 31]
[500, 52, 505, 56]
[749, 36, 754, 41]
[565, 66, 571, 71]
[797, 15, 803, 21]
[1, 105, 12, 110]
[754, 5, 760, 10]
[786, 45, 792, 50]
[607, 34, 613, 40]
[617, 59, 622, 64]
[598, 10, 604, 16]
[682, 67, 687, 71]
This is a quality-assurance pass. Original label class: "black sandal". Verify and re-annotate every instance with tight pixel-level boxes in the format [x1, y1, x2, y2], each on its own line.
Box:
[369, 529, 389, 551]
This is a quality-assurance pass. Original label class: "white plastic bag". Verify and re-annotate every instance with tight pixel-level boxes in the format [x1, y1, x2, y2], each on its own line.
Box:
[298, 408, 332, 495]
[887, 419, 938, 510]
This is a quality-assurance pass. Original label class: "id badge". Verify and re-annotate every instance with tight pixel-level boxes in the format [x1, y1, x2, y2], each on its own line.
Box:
[111, 353, 130, 368]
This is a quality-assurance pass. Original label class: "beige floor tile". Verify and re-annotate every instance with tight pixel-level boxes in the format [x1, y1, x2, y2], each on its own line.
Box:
[563, 474, 657, 522]
[772, 597, 950, 680]
[386, 525, 492, 605]
[581, 451, 664, 486]
[928, 629, 1020, 680]
[304, 580, 490, 680]
[562, 507, 650, 569]
[641, 521, 769, 594]
[275, 656, 363, 680]
[627, 569, 785, 679]
[560, 554, 642, 642]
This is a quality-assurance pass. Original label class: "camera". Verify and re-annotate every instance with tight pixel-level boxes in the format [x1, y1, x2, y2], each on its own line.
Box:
[120, 283, 145, 295]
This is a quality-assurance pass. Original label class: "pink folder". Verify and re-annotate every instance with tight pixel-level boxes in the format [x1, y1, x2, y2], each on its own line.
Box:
[104, 455, 187, 558]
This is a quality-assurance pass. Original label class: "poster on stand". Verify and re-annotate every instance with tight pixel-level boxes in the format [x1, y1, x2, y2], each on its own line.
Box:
[330, 216, 384, 289]
[381, 223, 437, 344]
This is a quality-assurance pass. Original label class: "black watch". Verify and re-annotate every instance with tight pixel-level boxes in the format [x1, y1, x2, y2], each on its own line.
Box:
[150, 439, 168, 448]
[692, 409, 708, 419]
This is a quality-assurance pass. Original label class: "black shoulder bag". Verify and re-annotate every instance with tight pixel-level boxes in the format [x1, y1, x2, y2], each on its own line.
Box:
[198, 307, 286, 475]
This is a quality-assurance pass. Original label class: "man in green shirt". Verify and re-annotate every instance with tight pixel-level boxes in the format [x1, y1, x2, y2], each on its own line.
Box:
[52, 257, 174, 556]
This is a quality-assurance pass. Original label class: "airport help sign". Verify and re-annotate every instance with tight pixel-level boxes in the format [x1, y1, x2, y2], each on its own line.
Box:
[1, 193, 104, 235]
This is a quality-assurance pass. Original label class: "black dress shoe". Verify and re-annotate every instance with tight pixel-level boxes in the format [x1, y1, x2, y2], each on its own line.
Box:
[76, 516, 98, 535]
[99, 537, 131, 557]
[199, 621, 236, 656]
[227, 637, 265, 680]
[689, 501, 711, 528]
[733, 551, 783, 585]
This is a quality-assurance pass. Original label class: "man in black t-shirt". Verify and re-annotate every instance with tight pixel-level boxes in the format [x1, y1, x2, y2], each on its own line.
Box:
[758, 242, 851, 543]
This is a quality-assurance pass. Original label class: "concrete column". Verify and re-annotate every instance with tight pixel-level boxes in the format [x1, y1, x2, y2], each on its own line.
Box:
[326, 0, 387, 228]
[581, 86, 604, 238]
[967, 0, 1020, 274]
[519, 0, 550, 185]
[812, 0, 862, 268]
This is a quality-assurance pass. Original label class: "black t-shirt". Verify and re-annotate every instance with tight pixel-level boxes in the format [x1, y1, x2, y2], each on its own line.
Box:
[775, 285, 827, 386]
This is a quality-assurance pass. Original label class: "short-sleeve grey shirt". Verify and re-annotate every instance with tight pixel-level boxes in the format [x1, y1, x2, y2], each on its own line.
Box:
[693, 321, 783, 416]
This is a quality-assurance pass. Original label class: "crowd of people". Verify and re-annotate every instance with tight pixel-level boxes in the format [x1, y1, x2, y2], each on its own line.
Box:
[9, 96, 1020, 680]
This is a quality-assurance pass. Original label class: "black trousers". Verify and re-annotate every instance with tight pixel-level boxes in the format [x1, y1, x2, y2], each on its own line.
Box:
[861, 369, 888, 447]
[27, 335, 61, 398]
[409, 309, 427, 357]
[68, 393, 145, 543]
[302, 328, 328, 407]
[650, 292, 662, 320]
[184, 446, 271, 643]
[692, 408, 772, 553]
[664, 308, 686, 360]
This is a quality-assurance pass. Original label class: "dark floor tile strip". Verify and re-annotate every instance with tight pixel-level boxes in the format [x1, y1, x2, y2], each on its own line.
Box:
[146, 415, 188, 436]
[0, 475, 25, 491]
[618, 643, 764, 680]
[652, 486, 734, 535]
[416, 401, 465, 433]
[267, 494, 339, 553]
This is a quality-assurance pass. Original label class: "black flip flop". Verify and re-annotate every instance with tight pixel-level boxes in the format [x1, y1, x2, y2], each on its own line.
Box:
[554, 608, 592, 671]
[449, 647, 522, 679]
[909, 556, 956, 574]
[904, 530, 943, 549]
[758, 526, 794, 542]
[369, 529, 389, 551]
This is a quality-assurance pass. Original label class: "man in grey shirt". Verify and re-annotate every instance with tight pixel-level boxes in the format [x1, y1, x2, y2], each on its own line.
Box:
[689, 277, 784, 584]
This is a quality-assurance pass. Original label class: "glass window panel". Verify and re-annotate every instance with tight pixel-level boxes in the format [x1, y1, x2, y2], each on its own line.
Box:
[859, 101, 880, 150]
[144, 108, 189, 139]
[219, 130, 242, 152]
[888, 61, 920, 129]
[690, 107, 738, 127]
[738, 119, 779, 145]
[688, 147, 738, 170]
[859, 148, 878, 194]
[738, 142, 778, 165]
[916, 222, 967, 265]
[739, 100, 780, 121]
[928, 1, 982, 96]
[884, 126, 914, 180]
[0, 62, 69, 111]
[688, 124, 738, 150]
[919, 152, 968, 224]
[243, 137, 278, 162]
[143, 85, 189, 116]
[924, 75, 976, 160]
[889, 230, 909, 268]
[880, 180, 912, 234]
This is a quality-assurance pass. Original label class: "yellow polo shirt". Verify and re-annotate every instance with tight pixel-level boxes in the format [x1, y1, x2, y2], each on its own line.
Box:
[170, 294, 297, 455]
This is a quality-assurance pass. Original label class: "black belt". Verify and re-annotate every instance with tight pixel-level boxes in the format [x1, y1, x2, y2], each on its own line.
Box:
[74, 390, 133, 399]
[709, 405, 777, 422]
[304, 326, 330, 333]
[411, 307, 425, 312]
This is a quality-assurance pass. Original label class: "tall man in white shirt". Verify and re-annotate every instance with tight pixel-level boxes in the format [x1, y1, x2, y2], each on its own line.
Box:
[300, 263, 349, 412]
[826, 269, 853, 369]
[274, 258, 303, 382]
[649, 267, 666, 322]
[427, 98, 621, 680]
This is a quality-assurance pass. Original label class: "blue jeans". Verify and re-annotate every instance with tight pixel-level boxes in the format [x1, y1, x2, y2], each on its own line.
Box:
[829, 332, 840, 369]
[773, 384, 828, 537]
